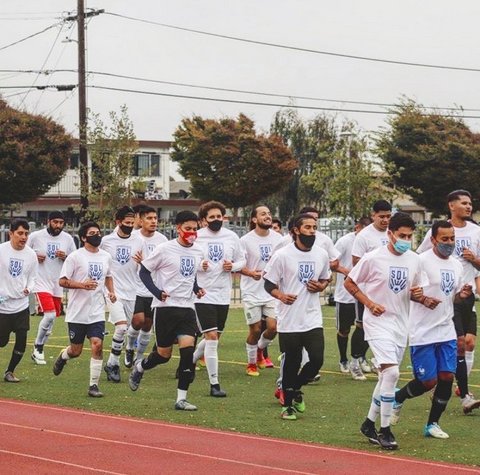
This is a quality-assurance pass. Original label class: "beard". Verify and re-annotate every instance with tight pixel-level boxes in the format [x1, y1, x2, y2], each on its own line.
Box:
[47, 226, 62, 236]
[257, 222, 272, 230]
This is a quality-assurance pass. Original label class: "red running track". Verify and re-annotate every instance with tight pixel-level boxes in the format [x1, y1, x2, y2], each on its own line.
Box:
[0, 399, 478, 474]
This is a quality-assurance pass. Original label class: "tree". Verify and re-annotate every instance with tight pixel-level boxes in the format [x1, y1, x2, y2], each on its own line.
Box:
[376, 100, 480, 215]
[0, 99, 73, 206]
[86, 105, 138, 225]
[171, 114, 297, 217]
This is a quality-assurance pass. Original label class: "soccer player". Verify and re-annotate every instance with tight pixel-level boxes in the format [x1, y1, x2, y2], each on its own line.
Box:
[417, 190, 480, 411]
[349, 199, 392, 380]
[28, 211, 76, 364]
[53, 221, 116, 397]
[334, 217, 371, 373]
[239, 205, 283, 376]
[125, 206, 168, 367]
[345, 212, 423, 450]
[263, 213, 331, 420]
[193, 201, 245, 397]
[128, 211, 206, 411]
[391, 220, 477, 439]
[101, 206, 144, 383]
[0, 219, 38, 382]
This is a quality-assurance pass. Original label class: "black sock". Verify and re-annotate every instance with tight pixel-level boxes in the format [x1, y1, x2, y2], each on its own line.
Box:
[7, 330, 27, 373]
[141, 351, 169, 370]
[428, 379, 453, 425]
[395, 378, 426, 404]
[178, 346, 195, 391]
[350, 326, 365, 359]
[283, 387, 295, 407]
[35, 344, 44, 352]
[337, 333, 348, 363]
[456, 356, 469, 398]
[7, 349, 24, 373]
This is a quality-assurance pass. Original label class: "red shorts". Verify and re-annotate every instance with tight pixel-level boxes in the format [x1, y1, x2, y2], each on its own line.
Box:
[36, 293, 62, 317]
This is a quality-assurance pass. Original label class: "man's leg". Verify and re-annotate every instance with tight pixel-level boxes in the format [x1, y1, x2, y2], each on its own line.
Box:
[4, 309, 30, 381]
[87, 324, 105, 397]
[53, 322, 86, 377]
[336, 303, 355, 372]
[279, 332, 303, 420]
[33, 293, 60, 364]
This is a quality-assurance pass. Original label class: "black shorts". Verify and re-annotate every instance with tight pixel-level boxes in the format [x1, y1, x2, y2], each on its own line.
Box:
[68, 321, 105, 344]
[195, 303, 229, 333]
[154, 307, 198, 348]
[134, 296, 154, 320]
[453, 294, 477, 337]
[0, 308, 29, 346]
[278, 327, 325, 364]
[355, 301, 365, 323]
[335, 302, 356, 333]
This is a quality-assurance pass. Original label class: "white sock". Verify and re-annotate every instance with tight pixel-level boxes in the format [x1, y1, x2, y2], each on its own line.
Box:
[380, 365, 399, 428]
[466, 350, 475, 376]
[135, 360, 144, 373]
[367, 372, 383, 422]
[246, 343, 257, 364]
[205, 340, 219, 385]
[177, 389, 187, 403]
[193, 338, 206, 363]
[107, 323, 127, 366]
[35, 311, 56, 346]
[136, 330, 151, 361]
[89, 358, 102, 386]
[300, 347, 309, 367]
[61, 348, 71, 360]
[126, 326, 139, 350]
[257, 332, 272, 350]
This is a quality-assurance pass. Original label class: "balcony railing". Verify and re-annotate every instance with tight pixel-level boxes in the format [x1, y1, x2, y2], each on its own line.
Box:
[44, 174, 80, 197]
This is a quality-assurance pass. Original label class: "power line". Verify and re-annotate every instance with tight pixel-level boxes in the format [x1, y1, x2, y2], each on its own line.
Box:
[0, 21, 64, 52]
[104, 11, 480, 74]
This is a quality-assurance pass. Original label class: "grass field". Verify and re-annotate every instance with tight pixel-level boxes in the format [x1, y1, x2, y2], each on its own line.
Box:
[1, 305, 479, 467]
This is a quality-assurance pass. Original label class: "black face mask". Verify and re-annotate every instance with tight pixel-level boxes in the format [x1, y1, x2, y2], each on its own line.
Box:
[85, 235, 102, 247]
[119, 224, 133, 236]
[47, 226, 62, 236]
[207, 219, 223, 232]
[298, 233, 316, 248]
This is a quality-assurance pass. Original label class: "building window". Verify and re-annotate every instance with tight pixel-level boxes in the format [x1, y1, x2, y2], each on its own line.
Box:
[70, 153, 80, 169]
[133, 153, 160, 177]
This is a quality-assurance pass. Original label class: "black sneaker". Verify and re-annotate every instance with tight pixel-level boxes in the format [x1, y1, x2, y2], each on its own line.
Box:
[129, 367, 144, 391]
[88, 384, 104, 398]
[124, 349, 135, 368]
[53, 352, 67, 376]
[104, 364, 121, 383]
[360, 419, 379, 445]
[378, 427, 398, 450]
[210, 385, 227, 397]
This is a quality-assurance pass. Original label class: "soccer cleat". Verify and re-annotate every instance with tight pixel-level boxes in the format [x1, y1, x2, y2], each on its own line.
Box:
[31, 347, 47, 365]
[128, 367, 144, 391]
[280, 406, 297, 420]
[4, 371, 20, 383]
[88, 384, 104, 398]
[360, 419, 379, 445]
[274, 387, 285, 405]
[246, 363, 260, 376]
[360, 358, 373, 373]
[104, 364, 121, 383]
[124, 349, 135, 368]
[339, 361, 350, 373]
[307, 373, 321, 384]
[264, 357, 274, 368]
[378, 427, 398, 450]
[293, 391, 306, 413]
[175, 399, 197, 411]
[52, 352, 67, 376]
[210, 385, 227, 398]
[390, 398, 403, 426]
[197, 356, 206, 368]
[256, 349, 267, 369]
[424, 423, 449, 439]
[349, 360, 367, 381]
[461, 394, 480, 414]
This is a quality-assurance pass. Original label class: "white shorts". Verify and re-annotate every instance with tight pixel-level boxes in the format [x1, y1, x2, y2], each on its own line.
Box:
[368, 339, 406, 366]
[107, 299, 135, 325]
[243, 300, 276, 325]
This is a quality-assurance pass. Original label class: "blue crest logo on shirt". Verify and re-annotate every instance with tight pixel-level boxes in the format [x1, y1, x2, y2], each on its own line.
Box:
[47, 242, 59, 260]
[298, 261, 315, 284]
[381, 238, 389, 246]
[208, 243, 224, 263]
[180, 256, 195, 277]
[116, 246, 131, 265]
[259, 244, 272, 262]
[147, 244, 156, 254]
[440, 269, 455, 296]
[9, 258, 23, 278]
[88, 262, 103, 281]
[389, 266, 408, 294]
[454, 237, 471, 258]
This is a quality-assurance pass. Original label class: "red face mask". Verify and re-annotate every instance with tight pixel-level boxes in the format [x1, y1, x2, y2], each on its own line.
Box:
[179, 229, 197, 244]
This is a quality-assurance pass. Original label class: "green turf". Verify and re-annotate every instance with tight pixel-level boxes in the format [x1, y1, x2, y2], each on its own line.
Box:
[1, 306, 479, 467]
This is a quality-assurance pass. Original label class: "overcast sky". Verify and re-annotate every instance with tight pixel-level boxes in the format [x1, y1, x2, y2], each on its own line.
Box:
[2, 0, 480, 141]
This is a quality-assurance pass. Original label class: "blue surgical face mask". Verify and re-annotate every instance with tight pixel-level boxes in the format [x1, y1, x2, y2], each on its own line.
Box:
[393, 237, 411, 254]
[437, 242, 455, 258]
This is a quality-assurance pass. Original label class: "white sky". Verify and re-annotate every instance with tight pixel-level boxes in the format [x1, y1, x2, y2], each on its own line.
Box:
[2, 0, 480, 141]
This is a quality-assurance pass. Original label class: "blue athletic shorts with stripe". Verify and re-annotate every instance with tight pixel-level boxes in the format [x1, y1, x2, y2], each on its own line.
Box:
[410, 339, 457, 382]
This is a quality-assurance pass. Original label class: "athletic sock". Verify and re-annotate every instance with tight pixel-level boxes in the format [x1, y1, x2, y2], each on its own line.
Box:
[456, 356, 469, 398]
[7, 349, 24, 373]
[380, 366, 399, 428]
[89, 358, 103, 386]
[61, 348, 72, 360]
[35, 311, 56, 346]
[257, 332, 272, 350]
[367, 373, 383, 422]
[178, 346, 195, 391]
[204, 340, 219, 385]
[428, 378, 453, 425]
[176, 389, 188, 403]
[107, 323, 127, 366]
[350, 326, 365, 359]
[141, 351, 169, 371]
[135, 330, 151, 361]
[337, 333, 348, 363]
[395, 378, 426, 404]
[466, 351, 475, 376]
[126, 326, 139, 351]
[246, 343, 257, 365]
[193, 338, 206, 363]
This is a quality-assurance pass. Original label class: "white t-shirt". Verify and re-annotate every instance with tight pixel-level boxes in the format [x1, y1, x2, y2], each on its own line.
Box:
[60, 247, 112, 324]
[141, 239, 205, 309]
[347, 246, 423, 347]
[0, 241, 38, 314]
[263, 242, 330, 332]
[135, 231, 168, 298]
[240, 229, 283, 305]
[417, 221, 480, 286]
[352, 223, 389, 260]
[195, 227, 245, 305]
[28, 229, 76, 297]
[274, 231, 340, 262]
[409, 249, 463, 346]
[100, 232, 145, 301]
[334, 232, 356, 304]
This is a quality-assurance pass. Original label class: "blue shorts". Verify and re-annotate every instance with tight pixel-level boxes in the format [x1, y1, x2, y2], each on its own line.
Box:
[410, 340, 457, 382]
[68, 321, 105, 344]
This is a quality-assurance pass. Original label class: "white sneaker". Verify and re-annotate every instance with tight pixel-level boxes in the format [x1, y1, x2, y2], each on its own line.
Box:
[349, 360, 367, 381]
[461, 394, 480, 414]
[360, 358, 373, 373]
[424, 423, 449, 439]
[390, 401, 403, 425]
[31, 348, 47, 365]
[339, 361, 350, 374]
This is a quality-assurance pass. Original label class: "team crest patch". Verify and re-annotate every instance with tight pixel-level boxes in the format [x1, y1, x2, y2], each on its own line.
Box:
[259, 244, 272, 262]
[440, 269, 455, 296]
[381, 238, 389, 246]
[147, 244, 156, 254]
[88, 262, 103, 281]
[389, 266, 408, 294]
[298, 261, 315, 284]
[116, 246, 131, 265]
[9, 258, 23, 278]
[69, 329, 76, 340]
[180, 256, 195, 277]
[47, 242, 59, 260]
[208, 243, 224, 263]
[454, 237, 471, 258]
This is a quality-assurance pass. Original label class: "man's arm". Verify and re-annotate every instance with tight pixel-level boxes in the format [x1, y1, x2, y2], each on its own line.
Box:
[344, 276, 385, 316]
[139, 264, 167, 301]
[264, 278, 297, 305]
